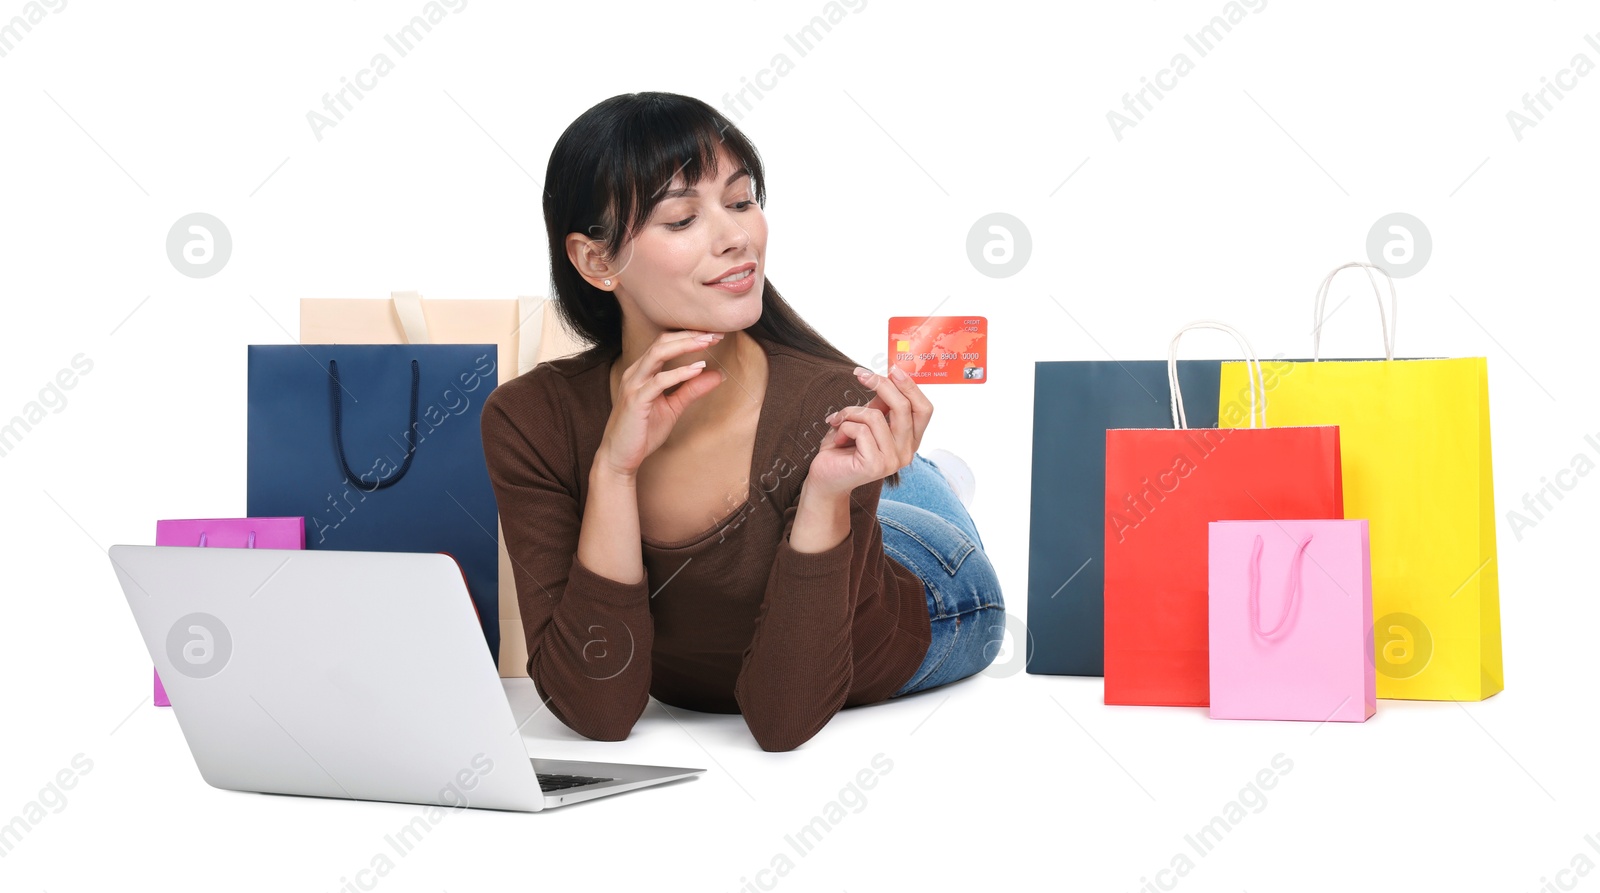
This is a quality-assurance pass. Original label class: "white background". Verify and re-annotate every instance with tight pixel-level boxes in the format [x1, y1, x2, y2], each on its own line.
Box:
[2, 1, 1596, 891]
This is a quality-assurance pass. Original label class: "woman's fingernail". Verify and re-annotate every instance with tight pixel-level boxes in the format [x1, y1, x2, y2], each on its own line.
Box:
[697, 332, 719, 342]
[854, 366, 873, 380]
[890, 366, 908, 379]
[826, 411, 839, 423]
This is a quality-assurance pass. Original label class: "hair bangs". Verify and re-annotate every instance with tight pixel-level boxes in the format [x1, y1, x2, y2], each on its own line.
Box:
[593, 102, 766, 255]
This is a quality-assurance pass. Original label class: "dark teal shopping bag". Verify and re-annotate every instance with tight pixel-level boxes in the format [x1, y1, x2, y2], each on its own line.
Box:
[1026, 360, 1222, 676]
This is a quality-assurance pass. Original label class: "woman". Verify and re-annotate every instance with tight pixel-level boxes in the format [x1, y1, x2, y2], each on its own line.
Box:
[480, 92, 1004, 752]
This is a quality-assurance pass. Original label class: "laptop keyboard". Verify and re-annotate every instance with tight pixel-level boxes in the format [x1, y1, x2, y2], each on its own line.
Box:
[536, 772, 616, 792]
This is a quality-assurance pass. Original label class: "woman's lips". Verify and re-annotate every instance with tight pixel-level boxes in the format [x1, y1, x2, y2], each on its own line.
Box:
[705, 268, 757, 293]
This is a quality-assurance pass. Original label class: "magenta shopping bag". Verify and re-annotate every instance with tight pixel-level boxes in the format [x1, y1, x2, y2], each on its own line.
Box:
[1208, 519, 1374, 722]
[152, 517, 305, 706]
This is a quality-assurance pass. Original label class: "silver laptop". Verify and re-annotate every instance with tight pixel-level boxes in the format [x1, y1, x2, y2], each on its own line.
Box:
[108, 544, 702, 812]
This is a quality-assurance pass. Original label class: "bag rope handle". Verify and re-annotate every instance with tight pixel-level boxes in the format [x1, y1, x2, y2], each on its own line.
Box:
[329, 358, 420, 491]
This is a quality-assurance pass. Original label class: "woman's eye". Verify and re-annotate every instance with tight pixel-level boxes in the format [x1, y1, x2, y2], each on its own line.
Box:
[665, 198, 754, 230]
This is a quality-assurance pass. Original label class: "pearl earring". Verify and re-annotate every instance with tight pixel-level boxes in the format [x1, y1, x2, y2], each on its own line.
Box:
[603, 279, 612, 286]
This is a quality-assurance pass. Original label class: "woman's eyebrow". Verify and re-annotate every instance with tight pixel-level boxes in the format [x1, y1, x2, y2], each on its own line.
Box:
[659, 166, 752, 200]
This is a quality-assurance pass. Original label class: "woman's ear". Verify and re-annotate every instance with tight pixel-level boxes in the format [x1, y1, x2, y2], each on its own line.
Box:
[565, 231, 617, 290]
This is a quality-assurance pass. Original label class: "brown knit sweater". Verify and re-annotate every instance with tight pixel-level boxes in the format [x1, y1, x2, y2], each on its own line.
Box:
[479, 332, 932, 752]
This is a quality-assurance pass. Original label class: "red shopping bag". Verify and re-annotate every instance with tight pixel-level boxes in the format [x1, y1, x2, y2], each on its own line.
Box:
[1103, 323, 1343, 707]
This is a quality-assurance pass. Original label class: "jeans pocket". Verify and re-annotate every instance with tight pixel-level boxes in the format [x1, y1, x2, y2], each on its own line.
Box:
[878, 501, 976, 578]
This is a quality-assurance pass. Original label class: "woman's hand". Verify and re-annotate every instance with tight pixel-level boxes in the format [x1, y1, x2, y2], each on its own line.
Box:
[806, 364, 934, 499]
[596, 329, 725, 479]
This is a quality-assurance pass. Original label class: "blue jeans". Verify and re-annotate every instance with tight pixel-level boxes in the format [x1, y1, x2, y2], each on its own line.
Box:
[879, 452, 1005, 698]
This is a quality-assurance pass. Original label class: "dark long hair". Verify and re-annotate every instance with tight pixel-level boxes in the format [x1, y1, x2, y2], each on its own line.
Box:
[542, 91, 900, 486]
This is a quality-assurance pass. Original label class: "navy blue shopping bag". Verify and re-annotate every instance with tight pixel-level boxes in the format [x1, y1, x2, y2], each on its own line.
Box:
[1026, 360, 1222, 676]
[247, 344, 501, 662]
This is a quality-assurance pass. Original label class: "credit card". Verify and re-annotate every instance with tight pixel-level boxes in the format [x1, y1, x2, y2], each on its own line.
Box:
[888, 316, 988, 384]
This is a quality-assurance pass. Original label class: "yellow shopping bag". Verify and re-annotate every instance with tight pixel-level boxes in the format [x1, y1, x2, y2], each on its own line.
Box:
[1219, 263, 1502, 701]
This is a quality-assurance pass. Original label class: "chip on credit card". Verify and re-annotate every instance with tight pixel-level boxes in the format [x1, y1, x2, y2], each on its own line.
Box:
[888, 316, 987, 384]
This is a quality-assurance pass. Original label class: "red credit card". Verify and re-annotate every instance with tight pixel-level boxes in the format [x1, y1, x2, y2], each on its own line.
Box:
[888, 316, 987, 384]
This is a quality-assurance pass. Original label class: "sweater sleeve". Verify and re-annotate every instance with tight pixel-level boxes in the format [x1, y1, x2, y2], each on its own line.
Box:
[480, 382, 654, 742]
[733, 477, 882, 752]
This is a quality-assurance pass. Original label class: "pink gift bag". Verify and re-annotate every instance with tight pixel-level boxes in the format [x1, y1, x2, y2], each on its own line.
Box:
[1208, 519, 1374, 722]
[152, 517, 305, 706]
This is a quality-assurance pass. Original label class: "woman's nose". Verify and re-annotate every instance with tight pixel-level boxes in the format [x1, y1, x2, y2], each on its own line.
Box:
[717, 211, 751, 252]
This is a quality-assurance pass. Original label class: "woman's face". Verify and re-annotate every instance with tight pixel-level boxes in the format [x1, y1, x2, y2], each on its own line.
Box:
[601, 143, 767, 334]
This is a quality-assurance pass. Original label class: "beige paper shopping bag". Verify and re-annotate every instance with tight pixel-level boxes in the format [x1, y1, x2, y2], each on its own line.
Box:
[300, 292, 589, 676]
